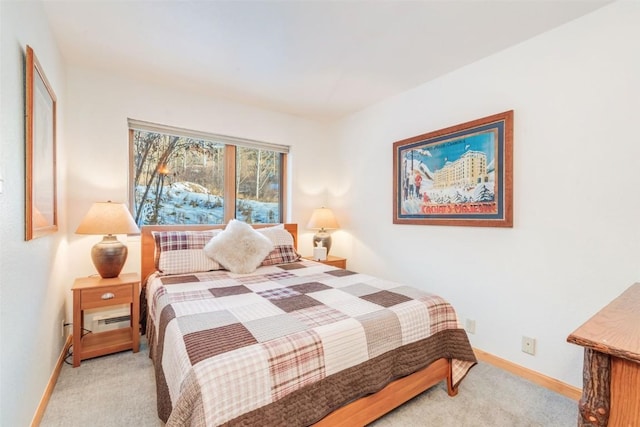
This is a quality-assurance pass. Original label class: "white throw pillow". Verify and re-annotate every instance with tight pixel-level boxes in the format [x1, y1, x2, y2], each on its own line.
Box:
[204, 219, 274, 274]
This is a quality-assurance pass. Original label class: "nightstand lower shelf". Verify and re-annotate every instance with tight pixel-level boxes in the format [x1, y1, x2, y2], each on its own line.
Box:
[78, 328, 136, 360]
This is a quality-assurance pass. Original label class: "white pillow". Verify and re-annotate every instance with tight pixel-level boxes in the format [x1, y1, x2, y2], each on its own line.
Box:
[204, 219, 274, 274]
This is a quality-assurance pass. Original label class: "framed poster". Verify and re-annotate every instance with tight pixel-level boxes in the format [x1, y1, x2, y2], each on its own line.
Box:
[393, 110, 513, 227]
[25, 45, 58, 240]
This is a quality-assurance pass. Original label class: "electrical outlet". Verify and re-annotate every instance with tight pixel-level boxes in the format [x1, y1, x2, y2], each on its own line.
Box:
[522, 336, 536, 355]
[61, 319, 65, 338]
[465, 319, 476, 334]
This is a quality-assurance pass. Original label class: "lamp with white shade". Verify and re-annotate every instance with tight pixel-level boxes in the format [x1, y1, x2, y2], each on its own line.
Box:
[306, 207, 339, 255]
[75, 201, 140, 278]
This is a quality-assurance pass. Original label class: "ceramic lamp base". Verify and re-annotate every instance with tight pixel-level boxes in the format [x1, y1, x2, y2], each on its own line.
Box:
[91, 235, 127, 278]
[312, 231, 332, 255]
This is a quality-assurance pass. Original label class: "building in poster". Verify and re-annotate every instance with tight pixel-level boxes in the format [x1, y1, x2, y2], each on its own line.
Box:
[433, 150, 488, 189]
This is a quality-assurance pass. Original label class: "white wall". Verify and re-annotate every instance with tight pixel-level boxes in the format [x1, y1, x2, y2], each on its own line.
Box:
[63, 66, 331, 293]
[0, 2, 68, 426]
[329, 0, 640, 388]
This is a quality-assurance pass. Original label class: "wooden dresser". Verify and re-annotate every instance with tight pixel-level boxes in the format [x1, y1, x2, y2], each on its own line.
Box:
[567, 283, 640, 426]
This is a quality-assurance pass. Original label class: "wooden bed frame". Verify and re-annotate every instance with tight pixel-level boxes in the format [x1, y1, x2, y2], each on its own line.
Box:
[140, 223, 458, 426]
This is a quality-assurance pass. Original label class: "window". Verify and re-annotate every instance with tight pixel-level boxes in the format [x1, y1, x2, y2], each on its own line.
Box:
[235, 146, 282, 223]
[128, 119, 288, 226]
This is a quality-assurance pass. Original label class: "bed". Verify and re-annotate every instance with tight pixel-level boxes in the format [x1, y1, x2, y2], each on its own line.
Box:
[141, 222, 476, 426]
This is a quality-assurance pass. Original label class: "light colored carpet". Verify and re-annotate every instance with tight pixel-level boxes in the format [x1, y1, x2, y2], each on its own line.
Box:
[41, 339, 577, 426]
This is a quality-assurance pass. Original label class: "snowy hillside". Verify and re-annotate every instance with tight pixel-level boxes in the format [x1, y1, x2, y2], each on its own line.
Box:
[134, 181, 279, 226]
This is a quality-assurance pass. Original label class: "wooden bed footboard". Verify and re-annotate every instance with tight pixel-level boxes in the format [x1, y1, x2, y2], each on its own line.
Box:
[313, 358, 454, 427]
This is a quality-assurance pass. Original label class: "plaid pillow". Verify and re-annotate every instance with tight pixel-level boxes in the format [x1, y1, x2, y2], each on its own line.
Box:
[152, 230, 222, 275]
[259, 227, 301, 266]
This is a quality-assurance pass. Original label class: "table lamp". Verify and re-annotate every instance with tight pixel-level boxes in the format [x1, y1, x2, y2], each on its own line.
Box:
[75, 201, 140, 278]
[306, 207, 339, 255]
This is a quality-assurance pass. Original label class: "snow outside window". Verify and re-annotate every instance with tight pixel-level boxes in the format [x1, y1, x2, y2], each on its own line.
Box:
[128, 119, 288, 226]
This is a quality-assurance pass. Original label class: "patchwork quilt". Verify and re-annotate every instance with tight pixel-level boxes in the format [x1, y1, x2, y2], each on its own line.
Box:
[147, 259, 476, 426]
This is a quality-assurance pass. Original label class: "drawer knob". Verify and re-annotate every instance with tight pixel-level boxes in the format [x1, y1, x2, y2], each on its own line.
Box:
[101, 292, 115, 300]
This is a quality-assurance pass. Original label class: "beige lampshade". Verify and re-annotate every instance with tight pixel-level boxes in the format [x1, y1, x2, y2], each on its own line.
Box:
[307, 207, 339, 231]
[75, 201, 140, 235]
[76, 201, 139, 278]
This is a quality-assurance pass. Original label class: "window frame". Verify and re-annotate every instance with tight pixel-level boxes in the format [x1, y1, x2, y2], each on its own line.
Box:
[128, 119, 289, 226]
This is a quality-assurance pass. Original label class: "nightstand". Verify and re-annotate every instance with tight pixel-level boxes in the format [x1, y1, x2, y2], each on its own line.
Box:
[304, 255, 347, 269]
[72, 272, 140, 367]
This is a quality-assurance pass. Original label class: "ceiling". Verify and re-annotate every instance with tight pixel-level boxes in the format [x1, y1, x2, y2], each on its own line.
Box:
[42, 0, 611, 122]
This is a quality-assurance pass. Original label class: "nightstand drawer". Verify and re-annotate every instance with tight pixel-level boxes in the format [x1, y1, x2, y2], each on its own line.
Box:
[81, 284, 133, 309]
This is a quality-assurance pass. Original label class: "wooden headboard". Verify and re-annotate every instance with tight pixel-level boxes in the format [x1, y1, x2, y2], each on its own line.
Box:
[140, 223, 298, 283]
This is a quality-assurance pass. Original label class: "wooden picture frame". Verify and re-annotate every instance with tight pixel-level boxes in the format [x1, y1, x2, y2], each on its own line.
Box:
[25, 45, 58, 240]
[393, 111, 513, 227]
